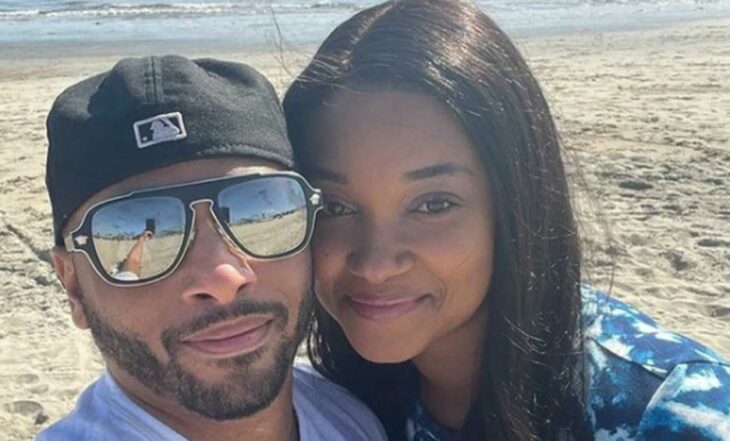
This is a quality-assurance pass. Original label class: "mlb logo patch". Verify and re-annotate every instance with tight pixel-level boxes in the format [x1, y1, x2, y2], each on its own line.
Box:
[133, 112, 187, 149]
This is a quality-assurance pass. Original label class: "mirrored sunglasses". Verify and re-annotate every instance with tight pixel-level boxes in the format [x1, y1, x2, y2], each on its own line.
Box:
[64, 172, 322, 287]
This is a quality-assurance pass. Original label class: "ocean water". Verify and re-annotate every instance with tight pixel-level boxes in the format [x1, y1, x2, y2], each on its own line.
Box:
[1, 0, 730, 46]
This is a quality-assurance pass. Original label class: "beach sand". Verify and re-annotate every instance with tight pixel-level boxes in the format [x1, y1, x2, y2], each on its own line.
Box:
[1, 19, 728, 440]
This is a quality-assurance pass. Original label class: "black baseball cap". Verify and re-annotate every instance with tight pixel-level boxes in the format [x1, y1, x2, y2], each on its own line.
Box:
[46, 55, 294, 246]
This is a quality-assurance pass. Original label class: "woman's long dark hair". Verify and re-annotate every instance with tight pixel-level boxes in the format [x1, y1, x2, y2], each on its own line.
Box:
[284, 0, 589, 439]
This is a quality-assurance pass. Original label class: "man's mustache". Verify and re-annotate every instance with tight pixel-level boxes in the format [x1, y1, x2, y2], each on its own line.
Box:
[161, 299, 289, 354]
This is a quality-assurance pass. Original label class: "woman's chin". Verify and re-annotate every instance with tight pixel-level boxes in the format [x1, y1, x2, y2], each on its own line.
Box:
[357, 346, 414, 364]
[345, 330, 420, 364]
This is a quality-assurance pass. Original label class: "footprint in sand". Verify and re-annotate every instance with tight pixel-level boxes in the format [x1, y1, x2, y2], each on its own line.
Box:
[696, 238, 730, 248]
[3, 400, 48, 424]
[661, 250, 696, 271]
[618, 179, 653, 191]
[708, 305, 730, 318]
[12, 373, 39, 384]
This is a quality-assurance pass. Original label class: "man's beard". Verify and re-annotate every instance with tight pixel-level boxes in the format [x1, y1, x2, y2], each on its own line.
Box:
[78, 288, 313, 421]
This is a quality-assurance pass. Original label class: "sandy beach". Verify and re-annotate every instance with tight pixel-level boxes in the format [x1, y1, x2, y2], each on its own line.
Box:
[1, 18, 728, 440]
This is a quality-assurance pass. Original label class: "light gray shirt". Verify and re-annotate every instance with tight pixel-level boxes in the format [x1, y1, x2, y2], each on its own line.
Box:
[36, 364, 387, 441]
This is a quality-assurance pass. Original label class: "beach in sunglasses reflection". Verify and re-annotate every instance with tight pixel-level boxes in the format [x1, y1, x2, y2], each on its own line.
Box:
[70, 173, 320, 284]
[94, 209, 309, 281]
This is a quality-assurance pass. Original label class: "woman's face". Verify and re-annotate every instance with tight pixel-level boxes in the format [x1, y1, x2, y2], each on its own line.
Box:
[304, 89, 495, 363]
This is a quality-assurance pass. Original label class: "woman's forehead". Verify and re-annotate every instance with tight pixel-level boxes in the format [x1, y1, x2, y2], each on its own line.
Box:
[307, 90, 477, 169]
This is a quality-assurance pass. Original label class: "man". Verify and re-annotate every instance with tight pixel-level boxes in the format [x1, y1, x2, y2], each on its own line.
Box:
[37, 55, 386, 441]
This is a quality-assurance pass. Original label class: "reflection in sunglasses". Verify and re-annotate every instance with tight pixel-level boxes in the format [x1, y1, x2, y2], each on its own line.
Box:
[66, 173, 322, 286]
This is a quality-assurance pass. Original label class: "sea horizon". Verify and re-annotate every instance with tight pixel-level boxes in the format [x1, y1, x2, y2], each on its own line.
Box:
[2, 0, 730, 55]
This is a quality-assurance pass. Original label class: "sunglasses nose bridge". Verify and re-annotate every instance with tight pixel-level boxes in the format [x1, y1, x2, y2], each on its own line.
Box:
[188, 198, 220, 232]
[186, 199, 234, 249]
[188, 198, 214, 211]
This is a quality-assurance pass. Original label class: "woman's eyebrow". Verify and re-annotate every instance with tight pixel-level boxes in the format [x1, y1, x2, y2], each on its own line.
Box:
[306, 167, 348, 184]
[403, 163, 472, 182]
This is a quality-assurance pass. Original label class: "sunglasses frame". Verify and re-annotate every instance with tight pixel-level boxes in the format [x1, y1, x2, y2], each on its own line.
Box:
[64, 171, 322, 287]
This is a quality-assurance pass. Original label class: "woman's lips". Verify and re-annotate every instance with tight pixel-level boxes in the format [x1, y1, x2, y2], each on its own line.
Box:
[346, 294, 429, 321]
[181, 316, 274, 357]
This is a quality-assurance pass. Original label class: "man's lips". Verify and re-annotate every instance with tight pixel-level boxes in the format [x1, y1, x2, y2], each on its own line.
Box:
[181, 316, 274, 357]
[346, 293, 430, 321]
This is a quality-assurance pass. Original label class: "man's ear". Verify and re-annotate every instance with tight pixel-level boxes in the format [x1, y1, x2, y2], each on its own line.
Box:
[52, 247, 89, 330]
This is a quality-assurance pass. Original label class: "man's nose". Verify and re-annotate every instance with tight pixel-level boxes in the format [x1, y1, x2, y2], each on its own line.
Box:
[177, 202, 258, 305]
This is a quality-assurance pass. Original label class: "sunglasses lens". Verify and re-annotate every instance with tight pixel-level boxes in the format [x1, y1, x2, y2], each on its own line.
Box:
[91, 197, 186, 282]
[218, 176, 308, 257]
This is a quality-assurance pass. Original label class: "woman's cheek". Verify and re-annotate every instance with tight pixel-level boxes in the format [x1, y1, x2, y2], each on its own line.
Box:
[416, 217, 475, 256]
[312, 224, 348, 303]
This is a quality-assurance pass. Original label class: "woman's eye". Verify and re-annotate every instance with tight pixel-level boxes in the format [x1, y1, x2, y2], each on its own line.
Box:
[413, 197, 458, 214]
[322, 200, 355, 217]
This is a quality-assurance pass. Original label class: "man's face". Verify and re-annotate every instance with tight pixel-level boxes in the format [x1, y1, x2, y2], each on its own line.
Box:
[54, 157, 312, 420]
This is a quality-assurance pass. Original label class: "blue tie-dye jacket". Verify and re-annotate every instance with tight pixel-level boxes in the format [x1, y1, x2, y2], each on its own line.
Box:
[406, 286, 730, 441]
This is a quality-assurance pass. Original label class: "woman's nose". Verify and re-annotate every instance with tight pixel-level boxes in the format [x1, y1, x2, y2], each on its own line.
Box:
[178, 202, 258, 305]
[346, 221, 415, 285]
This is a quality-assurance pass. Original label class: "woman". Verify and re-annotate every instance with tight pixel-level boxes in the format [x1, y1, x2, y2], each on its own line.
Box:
[283, 0, 730, 439]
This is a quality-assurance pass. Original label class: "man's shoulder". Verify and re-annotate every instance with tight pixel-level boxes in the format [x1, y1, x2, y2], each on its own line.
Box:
[35, 373, 185, 441]
[292, 363, 387, 441]
[35, 376, 108, 441]
[291, 363, 370, 412]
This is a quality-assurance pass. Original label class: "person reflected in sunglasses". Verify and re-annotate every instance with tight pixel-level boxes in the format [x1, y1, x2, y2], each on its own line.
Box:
[39, 55, 386, 441]
[114, 230, 153, 281]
